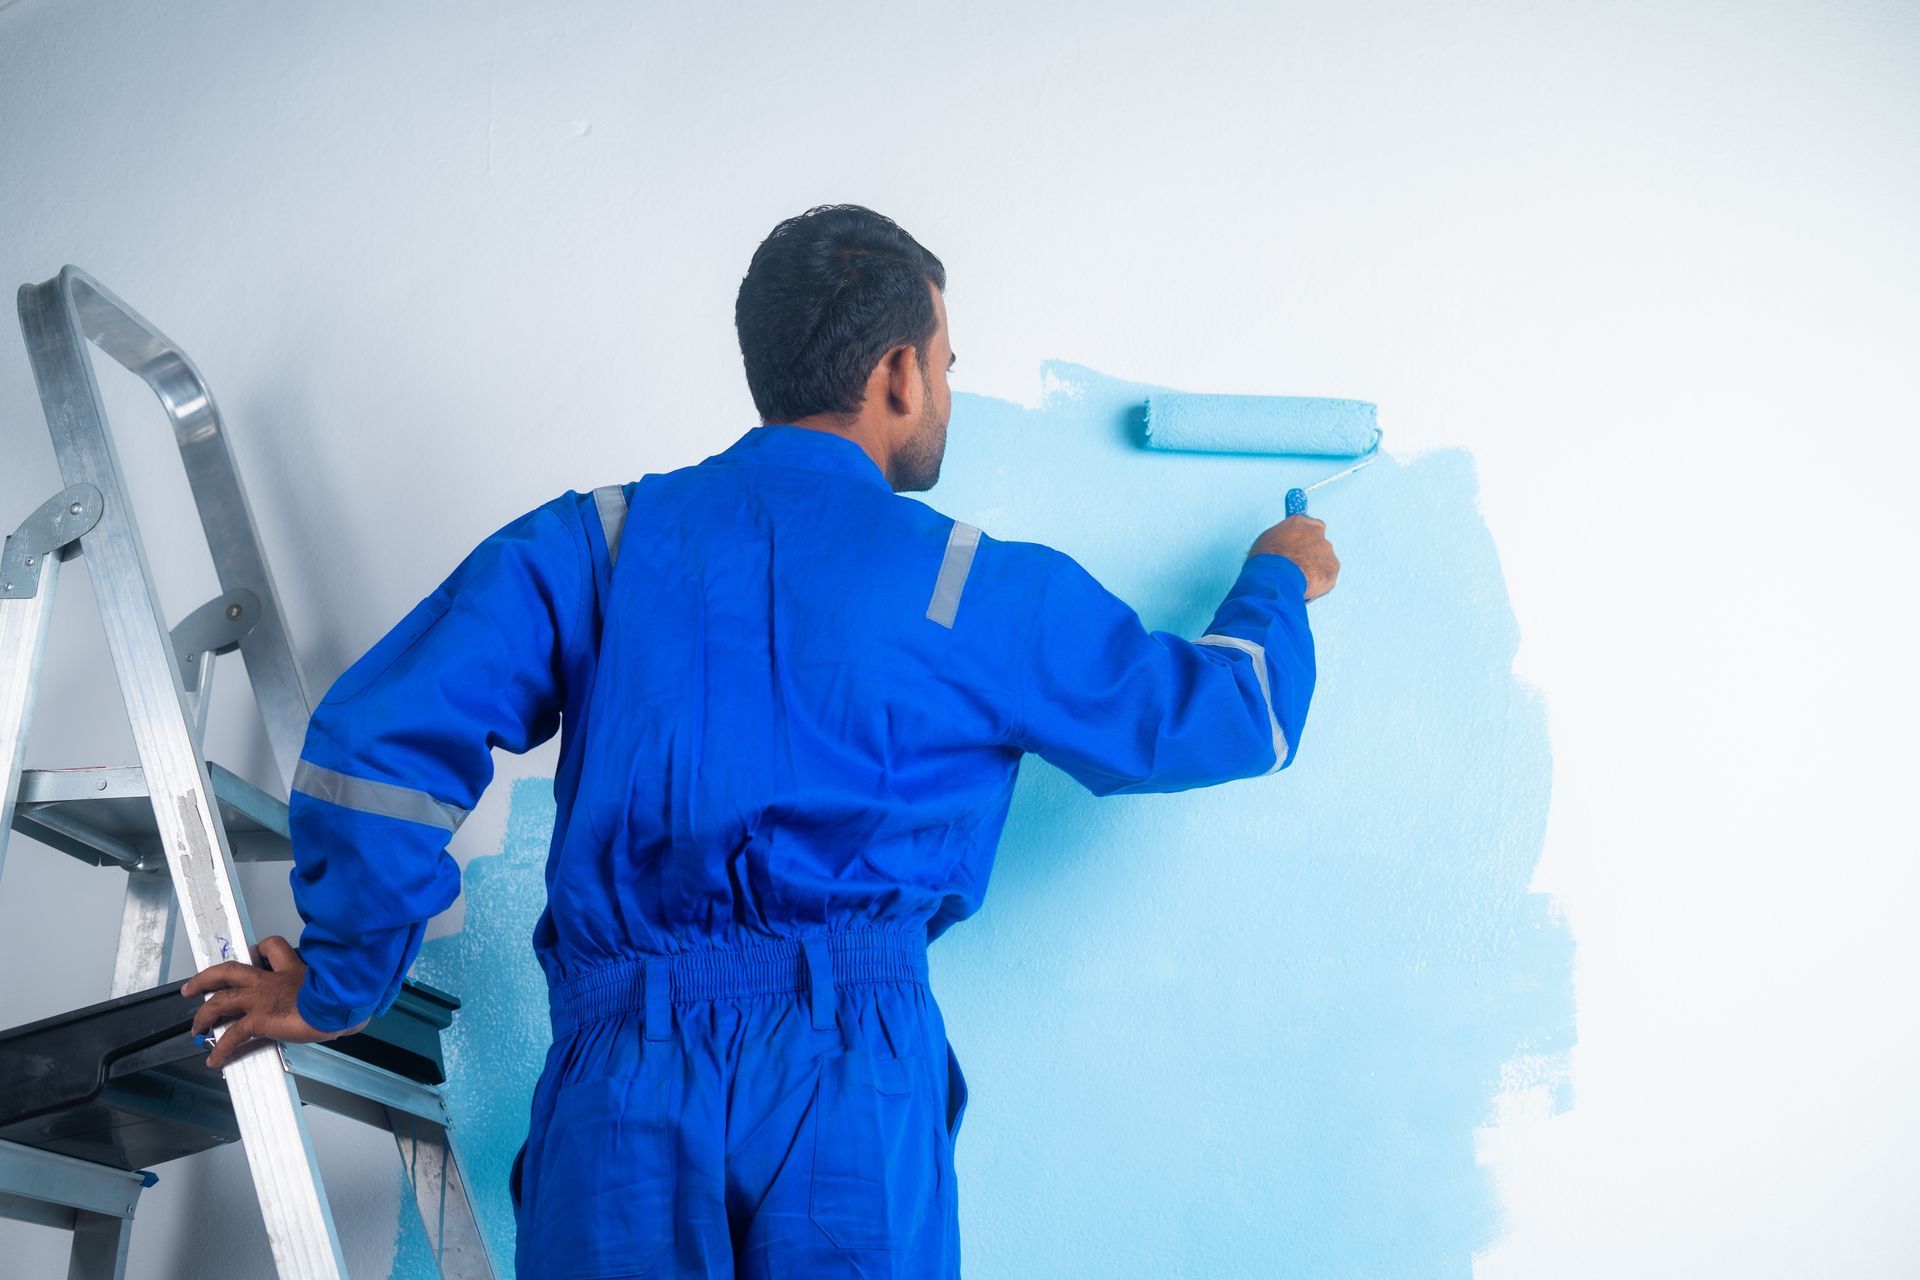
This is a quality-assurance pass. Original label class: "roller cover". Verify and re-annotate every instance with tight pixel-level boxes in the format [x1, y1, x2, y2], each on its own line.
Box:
[1143, 392, 1380, 456]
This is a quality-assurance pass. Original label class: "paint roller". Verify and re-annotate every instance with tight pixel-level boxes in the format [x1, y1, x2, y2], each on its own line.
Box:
[1142, 392, 1380, 515]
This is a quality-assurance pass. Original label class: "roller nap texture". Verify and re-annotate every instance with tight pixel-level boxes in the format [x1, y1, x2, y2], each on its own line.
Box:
[1143, 392, 1381, 456]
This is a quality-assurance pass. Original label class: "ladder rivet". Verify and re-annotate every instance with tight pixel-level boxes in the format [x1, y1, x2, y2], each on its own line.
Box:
[226, 603, 242, 619]
[23, 556, 32, 566]
[68, 502, 81, 514]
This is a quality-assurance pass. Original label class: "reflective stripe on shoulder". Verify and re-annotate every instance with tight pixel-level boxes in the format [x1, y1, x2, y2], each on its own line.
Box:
[1193, 633, 1289, 773]
[292, 759, 471, 832]
[592, 484, 629, 570]
[925, 520, 982, 628]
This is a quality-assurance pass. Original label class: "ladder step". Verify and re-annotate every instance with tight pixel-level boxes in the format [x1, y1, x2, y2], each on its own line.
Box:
[0, 978, 462, 1172]
[0, 1137, 149, 1231]
[9, 760, 292, 869]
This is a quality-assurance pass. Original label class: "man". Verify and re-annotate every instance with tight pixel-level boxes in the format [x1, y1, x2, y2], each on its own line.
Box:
[183, 204, 1338, 1278]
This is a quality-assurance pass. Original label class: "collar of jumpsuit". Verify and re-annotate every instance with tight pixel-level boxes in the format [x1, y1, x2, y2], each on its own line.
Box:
[283, 414, 1316, 1274]
[713, 420, 894, 490]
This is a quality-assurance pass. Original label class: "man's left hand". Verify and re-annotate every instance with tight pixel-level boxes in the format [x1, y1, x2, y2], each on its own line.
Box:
[180, 934, 367, 1070]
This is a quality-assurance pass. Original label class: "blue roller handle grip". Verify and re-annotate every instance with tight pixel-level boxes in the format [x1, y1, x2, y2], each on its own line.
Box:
[1285, 487, 1308, 517]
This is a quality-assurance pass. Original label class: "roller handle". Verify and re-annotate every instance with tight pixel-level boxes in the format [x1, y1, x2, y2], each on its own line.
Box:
[1285, 487, 1309, 517]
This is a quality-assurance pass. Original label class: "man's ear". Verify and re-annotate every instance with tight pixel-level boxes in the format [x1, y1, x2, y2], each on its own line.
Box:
[883, 343, 923, 417]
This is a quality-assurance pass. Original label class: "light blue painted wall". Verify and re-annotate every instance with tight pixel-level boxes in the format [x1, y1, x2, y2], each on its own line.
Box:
[394, 362, 1572, 1277]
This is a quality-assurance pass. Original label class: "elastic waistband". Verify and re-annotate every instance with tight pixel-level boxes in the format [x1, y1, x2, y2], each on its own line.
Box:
[549, 929, 930, 1038]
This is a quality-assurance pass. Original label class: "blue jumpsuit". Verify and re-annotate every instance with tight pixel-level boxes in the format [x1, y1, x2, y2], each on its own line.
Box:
[287, 423, 1316, 1278]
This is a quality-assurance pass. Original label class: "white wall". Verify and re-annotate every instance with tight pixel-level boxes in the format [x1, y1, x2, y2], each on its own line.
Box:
[0, 1, 1914, 1276]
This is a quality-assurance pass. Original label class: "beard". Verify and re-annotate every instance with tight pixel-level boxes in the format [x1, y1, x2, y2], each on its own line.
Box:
[889, 400, 948, 492]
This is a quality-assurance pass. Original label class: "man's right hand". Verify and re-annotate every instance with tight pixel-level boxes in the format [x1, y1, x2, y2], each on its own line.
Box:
[1250, 515, 1340, 601]
[181, 935, 366, 1070]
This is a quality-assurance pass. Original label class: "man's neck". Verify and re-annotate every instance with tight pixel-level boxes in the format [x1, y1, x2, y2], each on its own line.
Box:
[781, 415, 893, 488]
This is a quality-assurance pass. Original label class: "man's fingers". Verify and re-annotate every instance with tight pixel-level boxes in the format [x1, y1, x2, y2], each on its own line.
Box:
[203, 1018, 251, 1070]
[190, 988, 249, 1037]
[180, 959, 261, 998]
[210, 1020, 288, 1070]
[203, 1018, 276, 1070]
[255, 935, 299, 971]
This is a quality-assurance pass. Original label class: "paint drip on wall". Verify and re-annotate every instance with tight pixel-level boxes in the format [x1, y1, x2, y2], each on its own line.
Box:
[390, 362, 1574, 1278]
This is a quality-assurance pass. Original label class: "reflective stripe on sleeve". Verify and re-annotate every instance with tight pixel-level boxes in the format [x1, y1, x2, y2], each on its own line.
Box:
[292, 759, 471, 832]
[924, 520, 981, 628]
[1193, 633, 1289, 773]
[592, 484, 629, 570]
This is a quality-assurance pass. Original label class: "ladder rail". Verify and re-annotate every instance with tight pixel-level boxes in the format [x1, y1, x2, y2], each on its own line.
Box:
[0, 489, 97, 883]
[109, 867, 178, 997]
[16, 267, 351, 1279]
[390, 1112, 500, 1279]
[52, 268, 315, 787]
[3, 266, 498, 1280]
[0, 541, 62, 888]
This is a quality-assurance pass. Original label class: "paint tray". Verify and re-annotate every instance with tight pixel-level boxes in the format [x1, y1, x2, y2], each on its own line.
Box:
[0, 976, 460, 1171]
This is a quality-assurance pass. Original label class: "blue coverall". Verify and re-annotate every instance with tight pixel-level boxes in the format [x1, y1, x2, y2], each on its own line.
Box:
[287, 423, 1316, 1278]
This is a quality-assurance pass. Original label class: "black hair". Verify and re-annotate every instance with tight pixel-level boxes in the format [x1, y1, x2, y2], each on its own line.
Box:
[734, 204, 946, 423]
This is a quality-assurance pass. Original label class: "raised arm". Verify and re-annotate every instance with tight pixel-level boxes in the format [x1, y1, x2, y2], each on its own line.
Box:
[1011, 515, 1333, 796]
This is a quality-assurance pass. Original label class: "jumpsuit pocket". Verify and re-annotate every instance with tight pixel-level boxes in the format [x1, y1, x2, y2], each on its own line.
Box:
[522, 1072, 675, 1278]
[808, 1048, 940, 1251]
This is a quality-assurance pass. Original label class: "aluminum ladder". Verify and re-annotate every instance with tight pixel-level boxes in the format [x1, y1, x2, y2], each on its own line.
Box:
[0, 266, 497, 1279]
